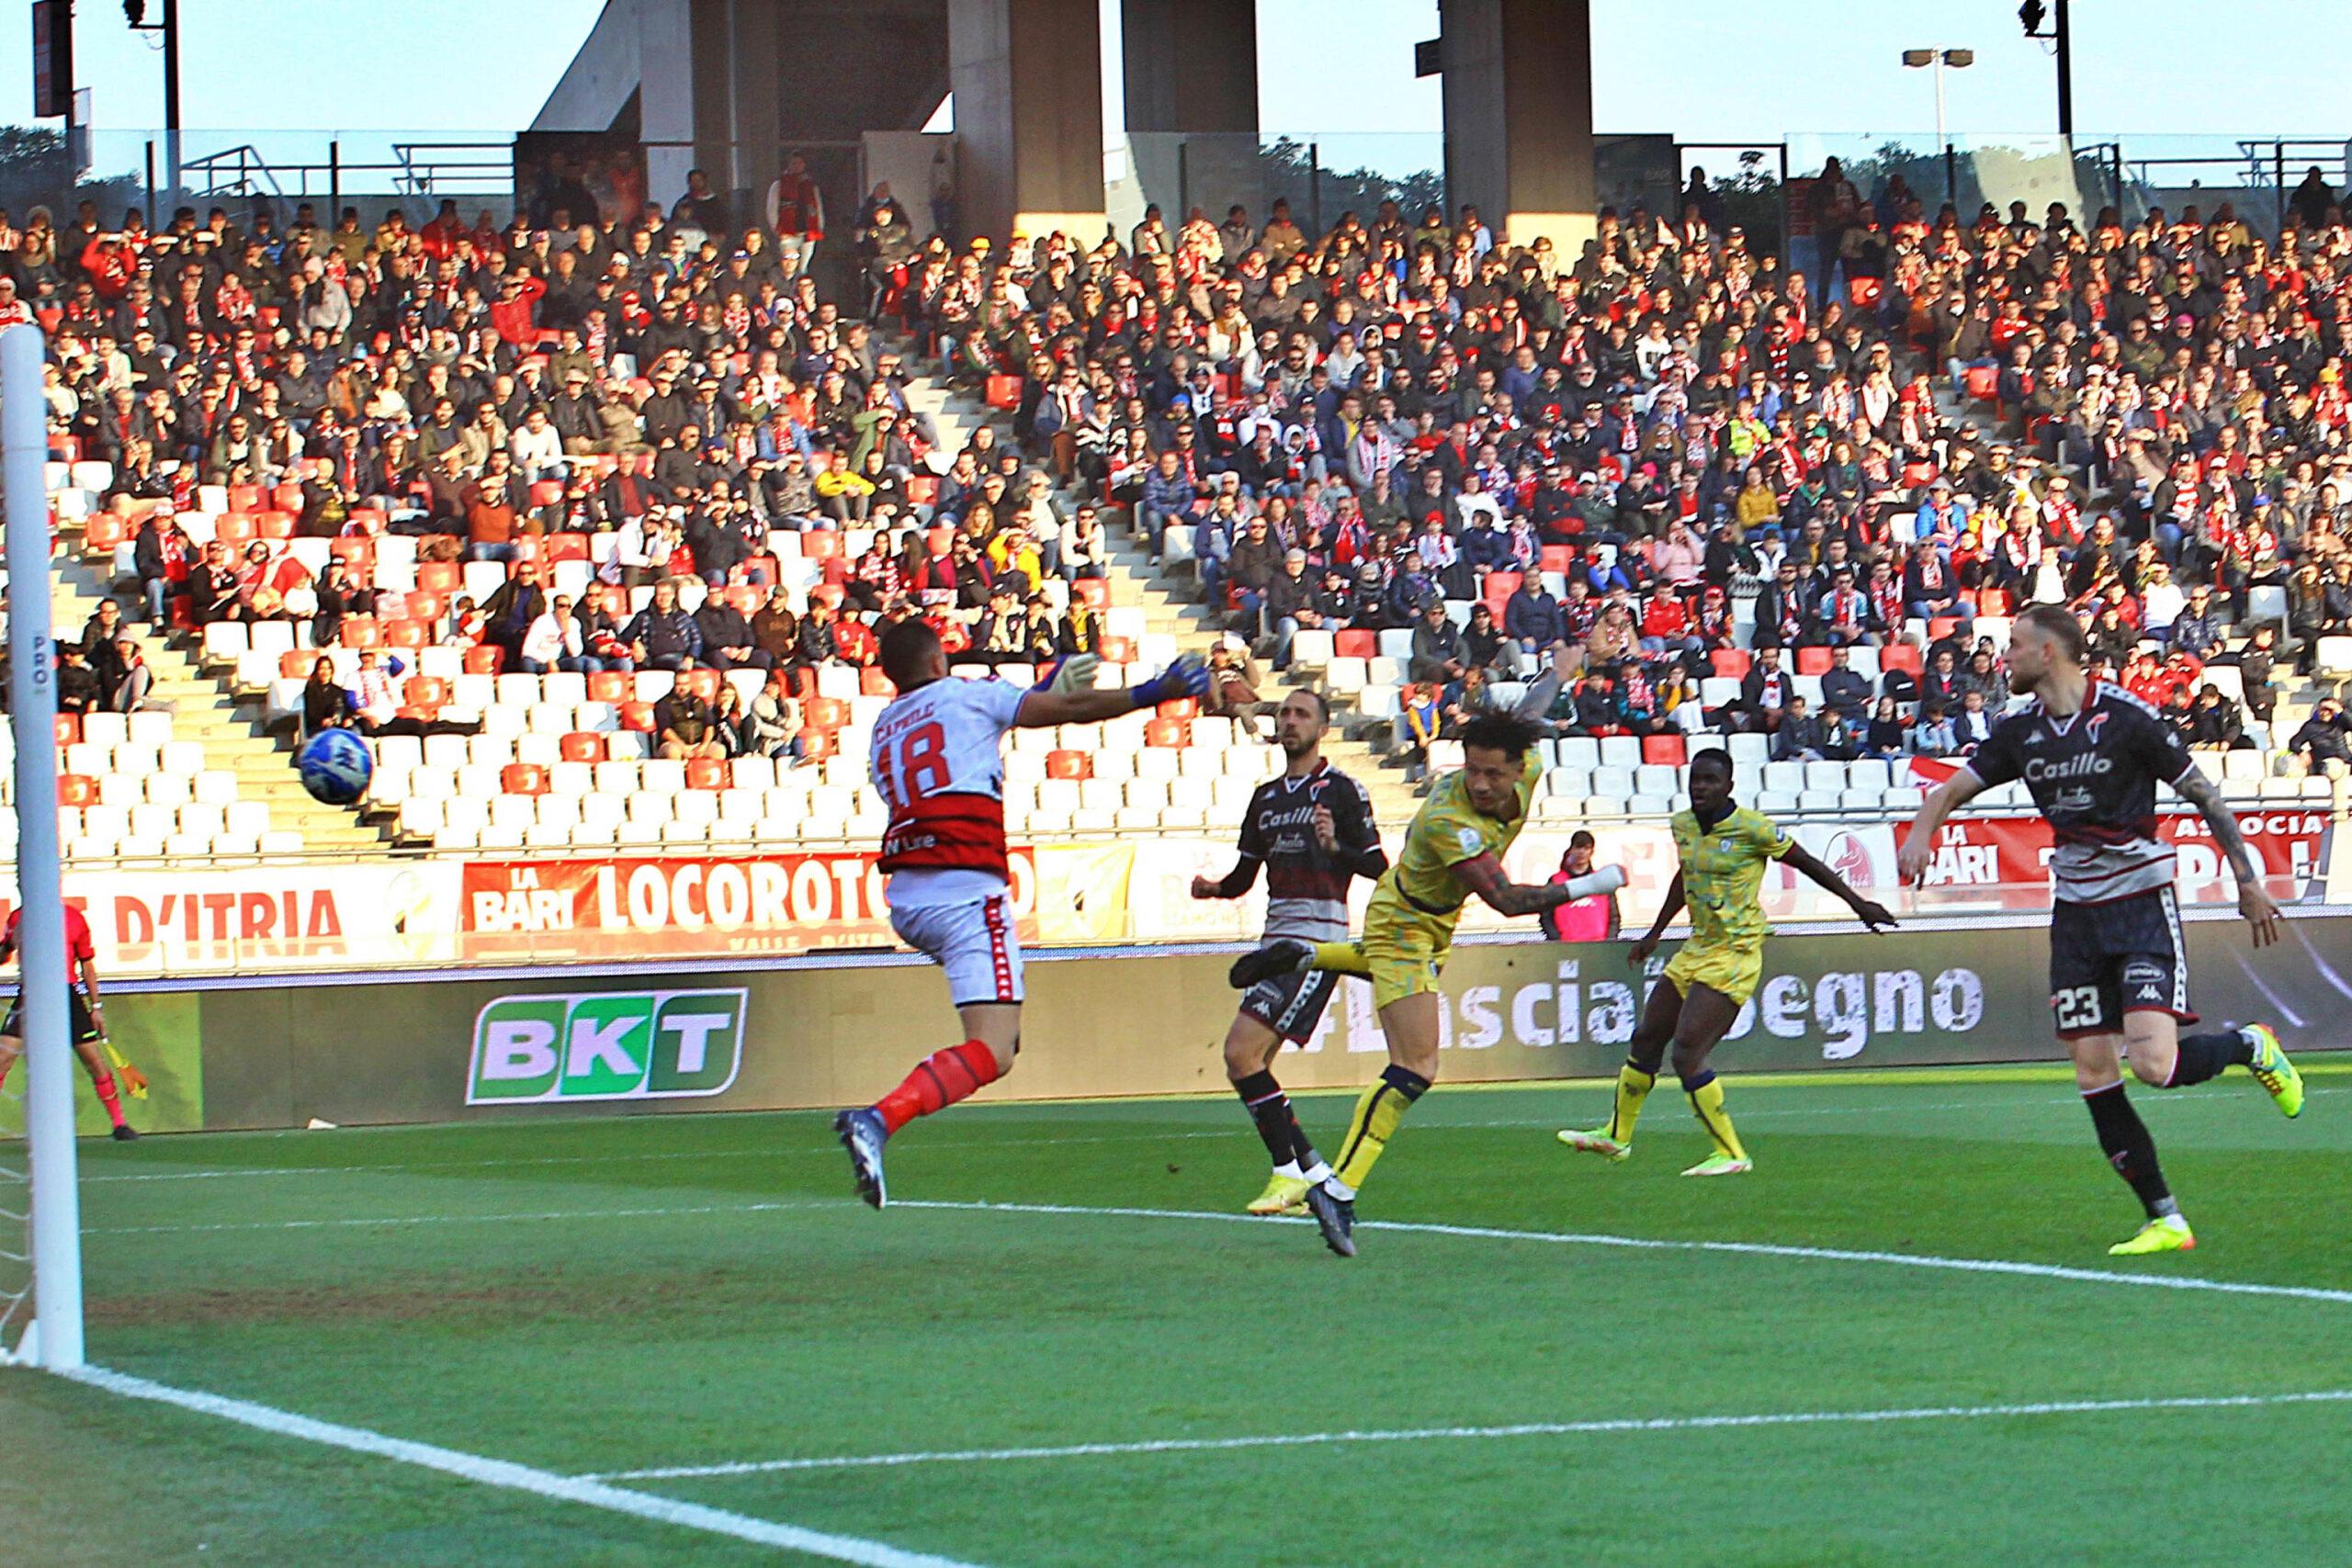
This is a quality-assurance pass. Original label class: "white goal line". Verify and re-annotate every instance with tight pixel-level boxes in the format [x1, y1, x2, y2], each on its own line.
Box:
[583, 1387, 2352, 1483]
[894, 1199, 2352, 1307]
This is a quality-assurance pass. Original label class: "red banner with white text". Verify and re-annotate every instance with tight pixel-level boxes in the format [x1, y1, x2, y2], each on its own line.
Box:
[459, 849, 1042, 958]
[1893, 810, 2330, 899]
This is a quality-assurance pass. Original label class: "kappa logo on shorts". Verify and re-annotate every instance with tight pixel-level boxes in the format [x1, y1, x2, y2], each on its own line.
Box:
[2133, 985, 2163, 1001]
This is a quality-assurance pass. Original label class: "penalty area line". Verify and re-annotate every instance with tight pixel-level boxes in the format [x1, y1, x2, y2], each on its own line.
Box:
[60, 1365, 989, 1568]
[584, 1387, 2352, 1481]
[894, 1200, 2352, 1308]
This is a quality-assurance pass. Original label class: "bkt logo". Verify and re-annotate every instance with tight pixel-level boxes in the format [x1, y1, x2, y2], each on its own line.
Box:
[468, 988, 749, 1105]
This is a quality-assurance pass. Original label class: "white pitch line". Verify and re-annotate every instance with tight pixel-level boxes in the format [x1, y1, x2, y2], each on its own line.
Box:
[64, 1365, 988, 1568]
[584, 1388, 2352, 1481]
[894, 1200, 2352, 1308]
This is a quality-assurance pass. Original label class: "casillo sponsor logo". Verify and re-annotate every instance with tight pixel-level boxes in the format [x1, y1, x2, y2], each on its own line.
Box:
[1302, 959, 1986, 1062]
[467, 988, 749, 1104]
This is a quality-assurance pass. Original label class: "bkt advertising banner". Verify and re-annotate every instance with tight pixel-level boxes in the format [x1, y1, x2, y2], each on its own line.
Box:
[467, 987, 749, 1105]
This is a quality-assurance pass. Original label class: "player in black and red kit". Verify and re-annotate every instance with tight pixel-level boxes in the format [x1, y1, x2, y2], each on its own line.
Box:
[0, 901, 138, 1139]
[1902, 604, 2301, 1257]
[1192, 689, 1386, 1217]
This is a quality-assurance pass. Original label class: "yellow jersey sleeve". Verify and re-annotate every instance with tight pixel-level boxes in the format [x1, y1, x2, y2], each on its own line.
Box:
[1746, 809, 1793, 860]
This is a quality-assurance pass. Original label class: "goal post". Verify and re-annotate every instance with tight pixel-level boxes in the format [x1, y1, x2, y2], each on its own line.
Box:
[1, 321, 83, 1371]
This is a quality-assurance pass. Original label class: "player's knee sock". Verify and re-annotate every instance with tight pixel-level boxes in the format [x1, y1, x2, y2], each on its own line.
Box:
[91, 1069, 126, 1130]
[1233, 1069, 1311, 1177]
[2083, 1080, 2177, 1219]
[873, 1041, 1002, 1134]
[0, 1052, 14, 1090]
[1308, 941, 1371, 978]
[1682, 1071, 1747, 1162]
[1606, 1063, 1656, 1144]
[2161, 1029, 2255, 1089]
[1328, 1064, 1429, 1199]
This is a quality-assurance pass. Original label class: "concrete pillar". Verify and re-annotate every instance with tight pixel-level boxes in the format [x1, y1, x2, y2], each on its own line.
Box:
[1441, 0, 1596, 256]
[950, 0, 1108, 247]
[1118, 0, 1261, 230]
[727, 0, 784, 221]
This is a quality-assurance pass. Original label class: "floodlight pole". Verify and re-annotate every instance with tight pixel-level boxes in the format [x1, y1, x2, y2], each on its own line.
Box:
[2, 324, 85, 1372]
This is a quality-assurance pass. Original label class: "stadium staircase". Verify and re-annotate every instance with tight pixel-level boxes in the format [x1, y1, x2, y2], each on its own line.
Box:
[45, 543, 396, 856]
[894, 355, 1429, 829]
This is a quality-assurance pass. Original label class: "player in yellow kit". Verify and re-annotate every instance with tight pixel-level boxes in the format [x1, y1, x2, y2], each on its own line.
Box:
[1559, 748, 1895, 1175]
[1230, 655, 1626, 1256]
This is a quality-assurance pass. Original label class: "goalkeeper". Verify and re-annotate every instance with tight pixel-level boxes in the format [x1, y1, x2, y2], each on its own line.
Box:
[0, 900, 139, 1140]
[1227, 646, 1621, 1255]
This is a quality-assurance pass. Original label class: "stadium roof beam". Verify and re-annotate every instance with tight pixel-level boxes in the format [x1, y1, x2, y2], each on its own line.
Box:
[1441, 0, 1599, 256]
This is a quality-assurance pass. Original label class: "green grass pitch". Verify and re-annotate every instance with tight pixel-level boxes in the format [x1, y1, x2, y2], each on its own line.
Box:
[8, 1061, 2352, 1566]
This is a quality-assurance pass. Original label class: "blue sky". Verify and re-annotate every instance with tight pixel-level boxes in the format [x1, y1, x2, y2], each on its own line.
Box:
[5, 0, 2347, 143]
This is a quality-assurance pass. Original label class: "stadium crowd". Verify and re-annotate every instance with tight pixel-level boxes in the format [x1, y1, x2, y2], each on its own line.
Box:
[10, 152, 2352, 786]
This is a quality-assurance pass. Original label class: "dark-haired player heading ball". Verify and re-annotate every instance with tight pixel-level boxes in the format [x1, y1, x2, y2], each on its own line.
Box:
[1902, 603, 2304, 1257]
[1229, 648, 1624, 1256]
[1193, 688, 1387, 1217]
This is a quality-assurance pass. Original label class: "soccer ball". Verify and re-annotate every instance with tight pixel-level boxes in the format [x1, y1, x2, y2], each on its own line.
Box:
[296, 728, 374, 807]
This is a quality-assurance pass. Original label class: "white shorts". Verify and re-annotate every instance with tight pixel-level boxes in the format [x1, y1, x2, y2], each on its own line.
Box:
[891, 893, 1024, 1008]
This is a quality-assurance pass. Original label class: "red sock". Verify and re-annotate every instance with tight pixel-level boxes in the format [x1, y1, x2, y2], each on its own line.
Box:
[874, 1042, 1003, 1134]
[93, 1069, 126, 1129]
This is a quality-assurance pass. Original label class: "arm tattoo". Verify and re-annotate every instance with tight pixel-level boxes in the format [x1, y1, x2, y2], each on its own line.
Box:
[2173, 769, 2258, 881]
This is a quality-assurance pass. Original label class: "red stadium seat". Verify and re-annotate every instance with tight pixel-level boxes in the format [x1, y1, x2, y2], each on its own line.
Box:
[1709, 649, 1751, 680]
[528, 480, 563, 508]
[255, 511, 297, 540]
[1099, 636, 1136, 664]
[1073, 578, 1110, 611]
[278, 650, 313, 679]
[860, 667, 895, 696]
[1539, 545, 1575, 576]
[1794, 648, 1832, 676]
[464, 645, 505, 674]
[385, 619, 428, 649]
[1482, 570, 1522, 620]
[809, 583, 846, 612]
[560, 732, 605, 763]
[274, 483, 304, 512]
[985, 373, 1023, 410]
[1882, 643, 1924, 676]
[905, 475, 939, 507]
[510, 536, 544, 566]
[405, 677, 450, 711]
[546, 532, 590, 563]
[418, 562, 461, 594]
[1333, 629, 1376, 660]
[52, 715, 79, 747]
[803, 697, 849, 729]
[799, 728, 837, 761]
[1642, 734, 1687, 767]
[802, 531, 843, 562]
[214, 513, 256, 547]
[587, 671, 628, 704]
[1144, 717, 1191, 748]
[619, 701, 656, 732]
[57, 774, 96, 807]
[925, 526, 956, 557]
[1045, 749, 1093, 780]
[502, 763, 549, 795]
[1963, 365, 1999, 402]
[1155, 698, 1199, 720]
[685, 757, 729, 791]
[1928, 616, 1962, 642]
[329, 536, 375, 570]
[680, 669, 721, 703]
[339, 617, 382, 649]
[227, 484, 263, 512]
[1974, 588, 2011, 616]
[81, 515, 127, 552]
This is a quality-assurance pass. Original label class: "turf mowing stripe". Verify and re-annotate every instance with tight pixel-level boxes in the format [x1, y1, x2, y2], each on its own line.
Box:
[87, 1201, 834, 1235]
[62, 1365, 989, 1568]
[583, 1388, 2352, 1480]
[895, 1200, 2352, 1307]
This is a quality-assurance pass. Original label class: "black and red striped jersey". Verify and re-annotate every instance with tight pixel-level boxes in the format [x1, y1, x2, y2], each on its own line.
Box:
[1964, 681, 2193, 905]
[1234, 762, 1383, 941]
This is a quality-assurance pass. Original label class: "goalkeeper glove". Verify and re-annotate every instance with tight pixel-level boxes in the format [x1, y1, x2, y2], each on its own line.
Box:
[1129, 653, 1211, 710]
[1033, 652, 1101, 694]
